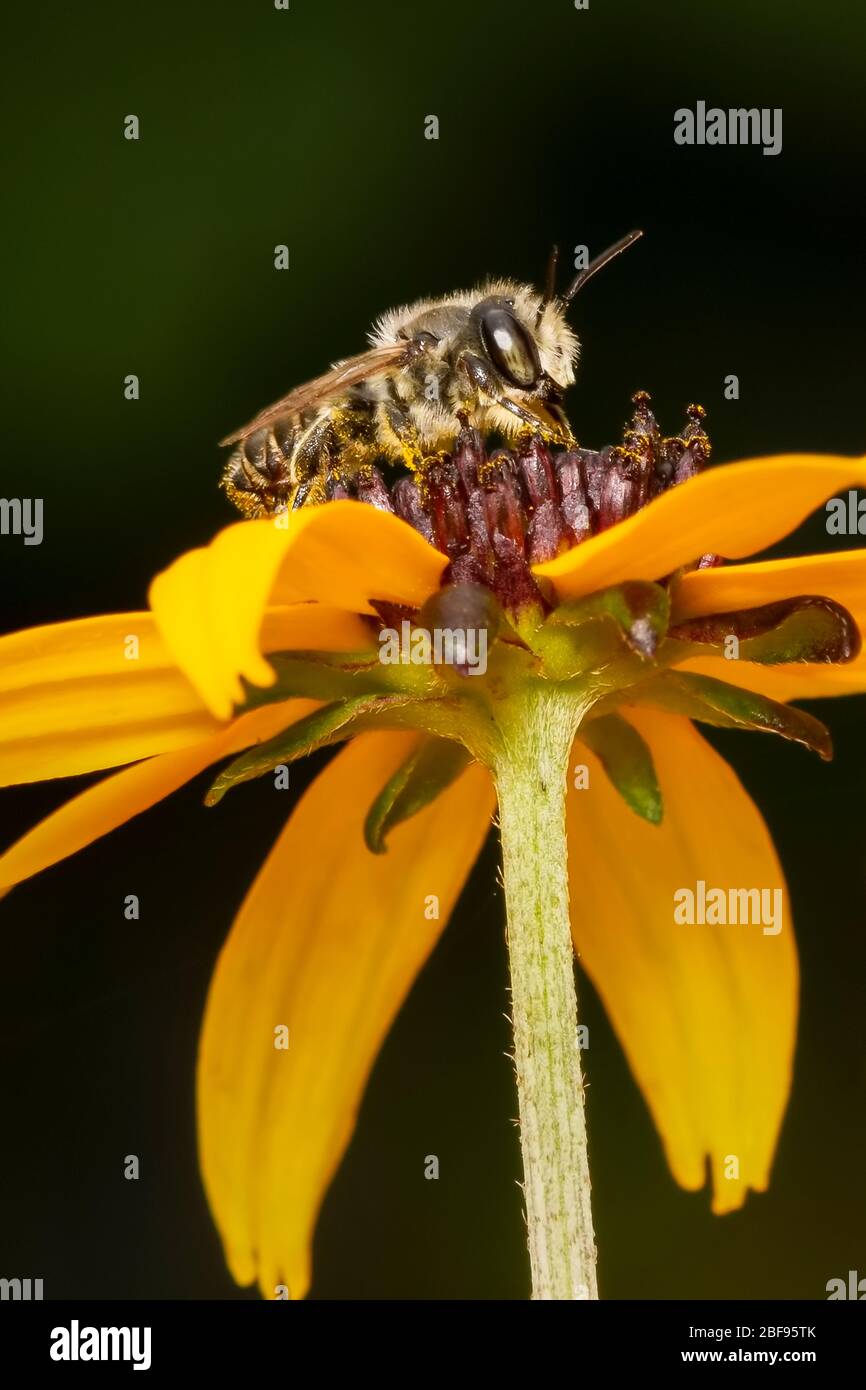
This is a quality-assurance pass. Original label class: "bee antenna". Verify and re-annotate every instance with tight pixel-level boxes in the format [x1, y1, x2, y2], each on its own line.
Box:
[535, 244, 560, 325]
[561, 230, 644, 307]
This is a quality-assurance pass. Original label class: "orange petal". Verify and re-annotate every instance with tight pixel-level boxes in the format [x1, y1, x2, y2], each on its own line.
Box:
[675, 651, 866, 702]
[672, 549, 866, 622]
[568, 707, 798, 1212]
[259, 605, 374, 654]
[0, 606, 360, 786]
[197, 731, 494, 1298]
[0, 612, 220, 785]
[535, 455, 866, 601]
[0, 700, 316, 893]
[671, 550, 866, 700]
[149, 504, 446, 719]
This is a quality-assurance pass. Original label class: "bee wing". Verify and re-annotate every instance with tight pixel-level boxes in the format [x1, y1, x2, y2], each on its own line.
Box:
[219, 341, 417, 446]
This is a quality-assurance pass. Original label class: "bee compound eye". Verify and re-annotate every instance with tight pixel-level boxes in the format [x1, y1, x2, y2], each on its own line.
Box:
[479, 308, 541, 389]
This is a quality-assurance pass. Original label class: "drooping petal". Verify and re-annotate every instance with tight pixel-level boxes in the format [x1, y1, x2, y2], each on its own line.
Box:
[671, 550, 866, 700]
[149, 504, 447, 719]
[535, 455, 866, 601]
[0, 607, 372, 786]
[671, 550, 866, 623]
[568, 707, 797, 1213]
[0, 613, 220, 785]
[0, 700, 316, 893]
[675, 651, 866, 702]
[197, 731, 494, 1299]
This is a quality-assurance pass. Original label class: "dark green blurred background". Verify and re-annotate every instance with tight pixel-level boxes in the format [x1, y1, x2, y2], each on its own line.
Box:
[1, 0, 864, 1299]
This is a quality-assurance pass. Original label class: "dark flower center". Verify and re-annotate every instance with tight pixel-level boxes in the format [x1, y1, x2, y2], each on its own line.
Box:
[329, 392, 717, 612]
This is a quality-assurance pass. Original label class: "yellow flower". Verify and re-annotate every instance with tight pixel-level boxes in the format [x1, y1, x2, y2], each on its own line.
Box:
[2, 449, 865, 1299]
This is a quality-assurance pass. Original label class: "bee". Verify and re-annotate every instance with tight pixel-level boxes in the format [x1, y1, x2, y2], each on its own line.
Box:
[220, 231, 643, 517]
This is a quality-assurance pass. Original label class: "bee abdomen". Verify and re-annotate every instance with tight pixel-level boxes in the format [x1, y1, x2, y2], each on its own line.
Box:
[243, 422, 297, 473]
[220, 421, 300, 517]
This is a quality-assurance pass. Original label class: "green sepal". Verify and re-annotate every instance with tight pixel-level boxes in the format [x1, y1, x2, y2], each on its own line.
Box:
[238, 650, 434, 712]
[363, 737, 472, 853]
[547, 581, 671, 658]
[669, 595, 860, 666]
[579, 713, 663, 824]
[630, 671, 833, 760]
[205, 694, 412, 806]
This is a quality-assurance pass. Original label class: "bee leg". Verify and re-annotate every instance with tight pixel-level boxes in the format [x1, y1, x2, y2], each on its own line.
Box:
[546, 401, 574, 442]
[378, 400, 425, 472]
[457, 352, 571, 444]
[328, 401, 382, 487]
[380, 400, 457, 473]
[288, 409, 338, 502]
[291, 477, 316, 509]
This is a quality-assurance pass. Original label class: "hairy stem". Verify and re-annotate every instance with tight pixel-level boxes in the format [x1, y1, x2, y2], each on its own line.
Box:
[492, 683, 598, 1300]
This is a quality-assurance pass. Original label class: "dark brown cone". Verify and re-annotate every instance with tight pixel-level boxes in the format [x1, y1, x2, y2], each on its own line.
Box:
[324, 394, 714, 612]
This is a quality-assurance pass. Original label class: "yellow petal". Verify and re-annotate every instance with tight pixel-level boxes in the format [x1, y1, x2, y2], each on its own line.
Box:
[568, 707, 797, 1212]
[0, 605, 372, 786]
[267, 502, 447, 611]
[672, 549, 866, 622]
[150, 504, 446, 719]
[671, 550, 866, 700]
[260, 605, 374, 654]
[676, 652, 866, 702]
[535, 455, 866, 601]
[0, 700, 316, 893]
[197, 731, 494, 1298]
[0, 613, 219, 785]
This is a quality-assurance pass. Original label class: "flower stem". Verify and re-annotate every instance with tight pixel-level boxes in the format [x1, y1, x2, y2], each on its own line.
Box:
[492, 683, 598, 1300]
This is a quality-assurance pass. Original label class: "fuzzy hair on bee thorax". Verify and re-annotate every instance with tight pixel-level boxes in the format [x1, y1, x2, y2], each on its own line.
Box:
[372, 279, 579, 386]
